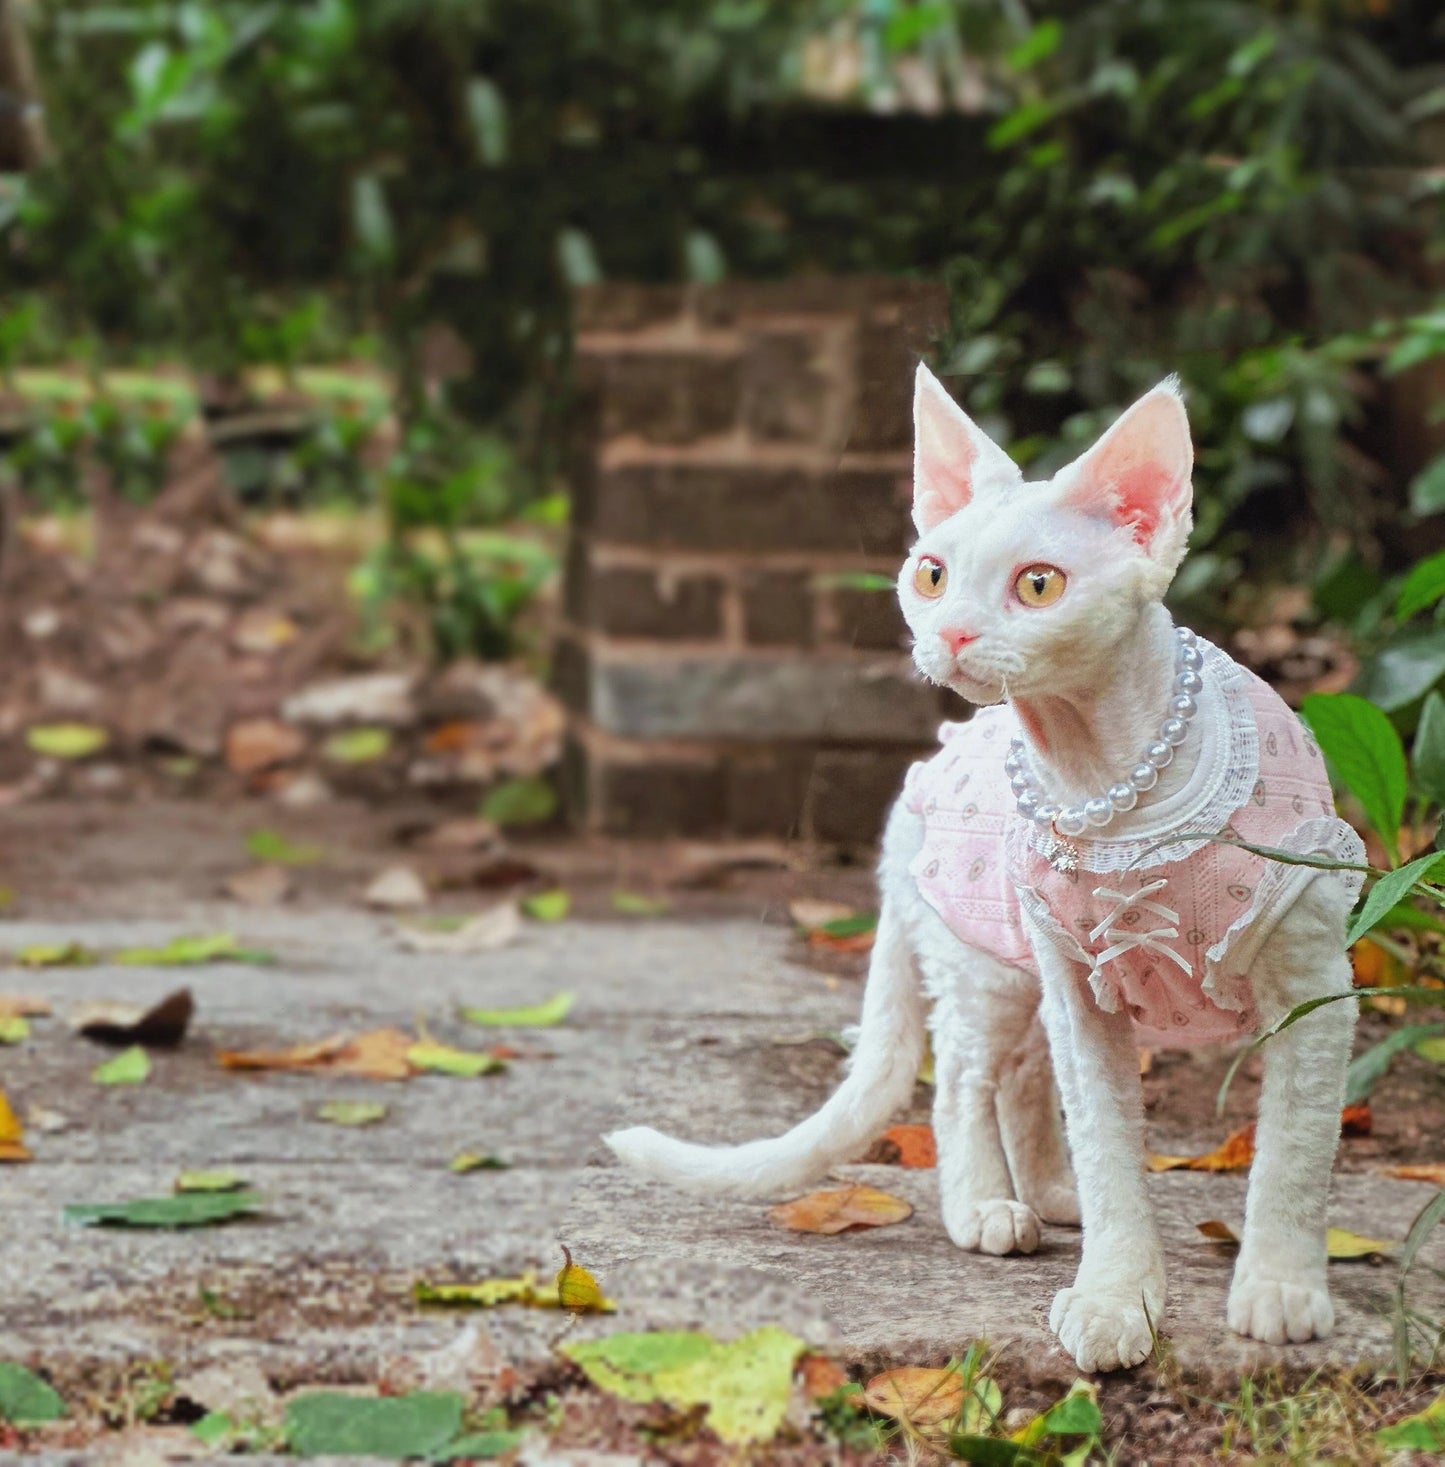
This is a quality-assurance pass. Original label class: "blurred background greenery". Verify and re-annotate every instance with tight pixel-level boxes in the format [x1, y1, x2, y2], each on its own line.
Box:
[0, 0, 1442, 674]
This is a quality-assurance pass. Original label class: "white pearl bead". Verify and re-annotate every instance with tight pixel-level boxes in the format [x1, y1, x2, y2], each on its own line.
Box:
[1170, 693, 1197, 719]
[1180, 644, 1203, 670]
[1010, 772, 1030, 795]
[1004, 750, 1023, 776]
[1160, 715, 1188, 745]
[1175, 626, 1196, 644]
[1055, 807, 1087, 838]
[1145, 740, 1173, 769]
[1108, 782, 1137, 811]
[1176, 669, 1203, 696]
[1084, 796, 1113, 826]
[1017, 790, 1040, 817]
[1129, 762, 1158, 791]
[1033, 804, 1060, 827]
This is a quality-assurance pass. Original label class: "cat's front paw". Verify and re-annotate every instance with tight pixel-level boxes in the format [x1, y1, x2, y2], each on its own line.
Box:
[1227, 1271, 1334, 1345]
[1023, 1180, 1081, 1228]
[1049, 1284, 1158, 1372]
[943, 1198, 1040, 1255]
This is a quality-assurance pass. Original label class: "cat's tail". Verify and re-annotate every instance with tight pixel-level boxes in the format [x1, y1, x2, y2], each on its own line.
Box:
[605, 898, 926, 1198]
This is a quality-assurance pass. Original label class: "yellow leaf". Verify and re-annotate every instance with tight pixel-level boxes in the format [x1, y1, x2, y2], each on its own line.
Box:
[556, 1246, 612, 1314]
[0, 1089, 30, 1163]
[863, 1366, 965, 1427]
[1148, 1125, 1255, 1173]
[1197, 1218, 1396, 1260]
[1385, 1163, 1445, 1186]
[769, 1184, 913, 1235]
[413, 1272, 615, 1313]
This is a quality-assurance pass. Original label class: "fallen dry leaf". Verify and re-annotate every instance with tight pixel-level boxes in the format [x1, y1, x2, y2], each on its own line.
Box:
[1384, 1163, 1445, 1186]
[787, 899, 856, 931]
[0, 994, 50, 1018]
[414, 1272, 616, 1313]
[556, 1246, 612, 1315]
[1148, 1125, 1255, 1173]
[71, 988, 194, 1048]
[0, 1088, 31, 1162]
[217, 1027, 415, 1081]
[226, 718, 305, 775]
[416, 817, 499, 852]
[1198, 1219, 1397, 1260]
[223, 865, 292, 907]
[394, 904, 521, 954]
[798, 1355, 849, 1401]
[769, 1183, 913, 1235]
[1341, 1102, 1373, 1137]
[365, 866, 428, 911]
[865, 1124, 937, 1169]
[863, 1365, 965, 1427]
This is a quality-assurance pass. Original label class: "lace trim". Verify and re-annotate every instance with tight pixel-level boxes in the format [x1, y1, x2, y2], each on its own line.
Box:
[1201, 815, 1368, 1016]
[1021, 639, 1259, 875]
[1015, 883, 1126, 1015]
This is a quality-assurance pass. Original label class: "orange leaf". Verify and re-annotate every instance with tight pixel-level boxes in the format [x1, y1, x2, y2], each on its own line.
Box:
[875, 1124, 937, 1168]
[1384, 1163, 1445, 1186]
[863, 1366, 965, 1427]
[425, 721, 486, 754]
[0, 1089, 30, 1164]
[798, 1355, 849, 1401]
[1341, 1102, 1373, 1137]
[216, 1035, 349, 1071]
[1197, 1219, 1239, 1244]
[769, 1183, 912, 1235]
[1351, 937, 1405, 989]
[807, 928, 875, 953]
[0, 994, 50, 1018]
[216, 1028, 415, 1080]
[1148, 1125, 1256, 1173]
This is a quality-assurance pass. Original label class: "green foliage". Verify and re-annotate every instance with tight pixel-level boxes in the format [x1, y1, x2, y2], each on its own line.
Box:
[0, 1363, 65, 1425]
[1301, 692, 1407, 862]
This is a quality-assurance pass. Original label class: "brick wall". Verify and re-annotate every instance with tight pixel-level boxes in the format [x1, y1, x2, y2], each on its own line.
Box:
[560, 278, 952, 846]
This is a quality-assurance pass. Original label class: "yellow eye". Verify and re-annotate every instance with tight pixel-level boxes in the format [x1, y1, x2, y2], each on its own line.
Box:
[1015, 565, 1066, 608]
[912, 556, 947, 599]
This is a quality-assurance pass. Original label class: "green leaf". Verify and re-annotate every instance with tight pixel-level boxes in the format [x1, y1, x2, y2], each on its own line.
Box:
[65, 1191, 263, 1228]
[93, 1046, 150, 1086]
[1397, 550, 1445, 621]
[563, 1327, 805, 1446]
[449, 1152, 509, 1173]
[433, 1429, 526, 1461]
[481, 778, 557, 828]
[948, 1437, 1027, 1464]
[0, 1362, 65, 1424]
[323, 727, 391, 764]
[1377, 1393, 1445, 1451]
[1410, 455, 1445, 517]
[812, 572, 896, 593]
[1347, 850, 1443, 946]
[191, 1412, 234, 1445]
[407, 1042, 505, 1078]
[461, 991, 573, 1028]
[521, 889, 569, 923]
[1416, 692, 1445, 809]
[15, 941, 96, 968]
[115, 932, 272, 966]
[1005, 19, 1063, 69]
[1346, 1024, 1445, 1104]
[1301, 693, 1406, 860]
[246, 829, 325, 866]
[285, 1391, 463, 1459]
[610, 891, 671, 917]
[318, 1100, 388, 1126]
[1038, 1389, 1103, 1436]
[0, 1015, 28, 1043]
[1353, 629, 1445, 713]
[175, 1169, 246, 1193]
[465, 77, 508, 165]
[816, 913, 879, 940]
[26, 723, 108, 759]
[351, 174, 396, 267]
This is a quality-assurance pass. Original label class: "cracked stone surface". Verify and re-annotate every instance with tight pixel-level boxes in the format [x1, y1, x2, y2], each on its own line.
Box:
[0, 911, 1441, 1395]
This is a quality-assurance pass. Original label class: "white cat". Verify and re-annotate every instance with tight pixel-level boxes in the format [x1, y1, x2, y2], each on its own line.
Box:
[608, 365, 1364, 1373]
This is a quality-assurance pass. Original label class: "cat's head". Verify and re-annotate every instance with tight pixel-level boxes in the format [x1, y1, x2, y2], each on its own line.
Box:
[899, 363, 1193, 705]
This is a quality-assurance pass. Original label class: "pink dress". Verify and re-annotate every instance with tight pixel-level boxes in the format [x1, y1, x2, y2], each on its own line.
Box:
[904, 640, 1365, 1047]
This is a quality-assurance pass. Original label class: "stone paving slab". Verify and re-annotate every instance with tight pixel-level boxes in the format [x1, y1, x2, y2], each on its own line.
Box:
[1, 910, 1442, 1393]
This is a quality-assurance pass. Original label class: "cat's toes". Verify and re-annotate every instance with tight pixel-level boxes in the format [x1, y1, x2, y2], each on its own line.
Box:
[943, 1198, 1040, 1255]
[1049, 1285, 1156, 1372]
[1024, 1180, 1081, 1227]
[1227, 1272, 1334, 1345]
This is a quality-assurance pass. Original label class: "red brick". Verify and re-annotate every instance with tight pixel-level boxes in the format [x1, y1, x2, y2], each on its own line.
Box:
[805, 747, 922, 846]
[740, 326, 834, 444]
[589, 567, 725, 640]
[831, 585, 908, 651]
[579, 348, 742, 445]
[573, 284, 687, 333]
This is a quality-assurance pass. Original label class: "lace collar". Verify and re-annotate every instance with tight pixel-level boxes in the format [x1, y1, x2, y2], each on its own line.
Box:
[1013, 639, 1258, 875]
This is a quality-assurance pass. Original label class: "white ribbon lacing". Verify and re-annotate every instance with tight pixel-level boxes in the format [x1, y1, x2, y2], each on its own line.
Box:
[1088, 878, 1193, 976]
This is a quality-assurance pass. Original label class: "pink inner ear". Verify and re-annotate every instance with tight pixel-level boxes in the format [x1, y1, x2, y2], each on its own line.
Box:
[912, 365, 1018, 532]
[1112, 462, 1172, 546]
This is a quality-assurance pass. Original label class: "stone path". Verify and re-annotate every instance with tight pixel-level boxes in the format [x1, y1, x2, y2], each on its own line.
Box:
[2, 910, 1442, 1401]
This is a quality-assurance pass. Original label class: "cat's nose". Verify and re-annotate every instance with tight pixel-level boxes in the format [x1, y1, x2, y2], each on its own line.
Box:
[939, 628, 978, 654]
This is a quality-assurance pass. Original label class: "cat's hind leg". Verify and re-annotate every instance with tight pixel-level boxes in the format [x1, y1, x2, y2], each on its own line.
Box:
[1228, 876, 1355, 1345]
[999, 1012, 1080, 1228]
[918, 914, 1050, 1255]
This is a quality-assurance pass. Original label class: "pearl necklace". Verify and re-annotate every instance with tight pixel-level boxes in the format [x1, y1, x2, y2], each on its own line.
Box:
[1005, 626, 1205, 873]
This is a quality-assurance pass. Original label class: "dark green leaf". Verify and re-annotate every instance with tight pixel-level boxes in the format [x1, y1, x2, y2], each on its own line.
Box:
[1347, 1024, 1445, 1105]
[1038, 1392, 1103, 1435]
[1416, 692, 1445, 808]
[947, 1437, 1029, 1465]
[1301, 693, 1406, 857]
[1353, 630, 1445, 713]
[285, 1391, 463, 1459]
[481, 778, 557, 827]
[1398, 550, 1445, 621]
[65, 1191, 263, 1229]
[1411, 456, 1445, 517]
[431, 1430, 526, 1461]
[1348, 851, 1443, 946]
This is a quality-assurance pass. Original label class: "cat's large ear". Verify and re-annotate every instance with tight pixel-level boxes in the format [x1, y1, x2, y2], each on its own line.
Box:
[1052, 378, 1193, 572]
[912, 363, 1021, 533]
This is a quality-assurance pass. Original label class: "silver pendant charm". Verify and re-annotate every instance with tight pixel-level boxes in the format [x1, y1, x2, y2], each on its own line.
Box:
[1048, 838, 1081, 875]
